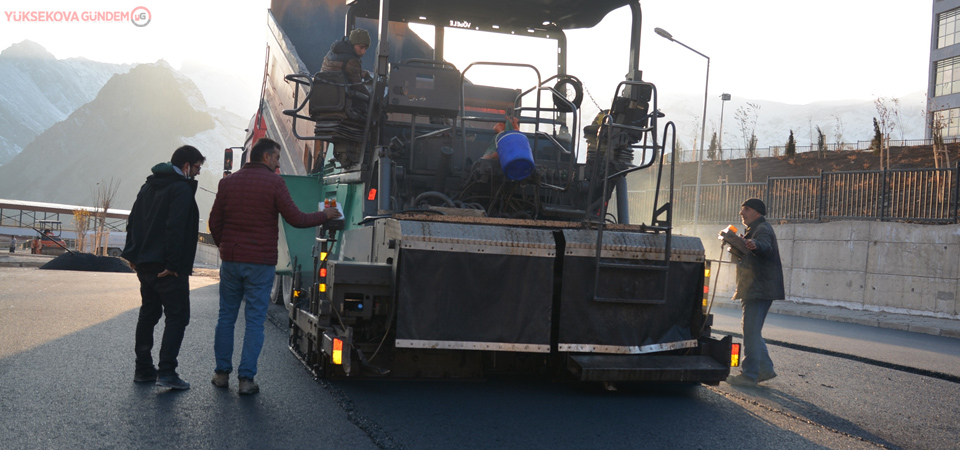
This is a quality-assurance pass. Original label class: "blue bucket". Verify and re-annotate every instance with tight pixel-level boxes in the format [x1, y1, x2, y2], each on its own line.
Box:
[495, 130, 535, 181]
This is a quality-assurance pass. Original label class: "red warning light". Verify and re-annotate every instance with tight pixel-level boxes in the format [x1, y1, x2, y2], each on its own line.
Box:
[730, 343, 741, 367]
[368, 189, 377, 201]
[332, 338, 343, 365]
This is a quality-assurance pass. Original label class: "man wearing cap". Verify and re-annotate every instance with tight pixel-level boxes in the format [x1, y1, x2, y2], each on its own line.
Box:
[321, 28, 371, 95]
[726, 198, 785, 387]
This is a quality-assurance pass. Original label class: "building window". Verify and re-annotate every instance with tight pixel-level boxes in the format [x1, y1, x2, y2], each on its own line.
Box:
[934, 107, 960, 138]
[935, 56, 960, 97]
[939, 8, 960, 48]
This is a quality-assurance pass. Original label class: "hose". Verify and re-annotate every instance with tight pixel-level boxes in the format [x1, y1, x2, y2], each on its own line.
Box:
[700, 241, 727, 335]
[413, 191, 455, 208]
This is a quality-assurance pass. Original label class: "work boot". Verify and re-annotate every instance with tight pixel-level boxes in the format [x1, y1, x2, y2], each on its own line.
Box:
[133, 367, 157, 383]
[156, 374, 191, 390]
[238, 377, 259, 395]
[211, 372, 229, 388]
[725, 374, 757, 387]
[757, 370, 778, 383]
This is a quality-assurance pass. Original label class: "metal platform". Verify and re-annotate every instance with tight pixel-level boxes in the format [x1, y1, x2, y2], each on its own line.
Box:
[568, 354, 729, 383]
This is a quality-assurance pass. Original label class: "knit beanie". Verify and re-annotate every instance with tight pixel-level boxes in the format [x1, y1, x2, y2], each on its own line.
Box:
[349, 29, 371, 47]
[741, 198, 766, 216]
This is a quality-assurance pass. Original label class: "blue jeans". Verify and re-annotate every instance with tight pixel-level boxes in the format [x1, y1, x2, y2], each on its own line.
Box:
[740, 298, 775, 381]
[214, 261, 275, 379]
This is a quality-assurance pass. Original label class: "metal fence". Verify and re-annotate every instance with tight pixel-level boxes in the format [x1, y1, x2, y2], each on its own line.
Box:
[673, 137, 960, 163]
[628, 163, 960, 225]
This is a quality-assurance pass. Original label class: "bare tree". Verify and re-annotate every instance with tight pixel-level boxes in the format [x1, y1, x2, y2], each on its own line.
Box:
[707, 131, 718, 160]
[735, 102, 761, 181]
[924, 98, 953, 204]
[833, 115, 845, 151]
[875, 97, 897, 170]
[892, 97, 904, 140]
[924, 97, 952, 170]
[72, 209, 92, 253]
[92, 179, 120, 256]
[670, 139, 682, 164]
[690, 115, 701, 163]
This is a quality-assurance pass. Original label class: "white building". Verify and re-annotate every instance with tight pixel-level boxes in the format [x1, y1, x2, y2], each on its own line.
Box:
[928, 0, 960, 138]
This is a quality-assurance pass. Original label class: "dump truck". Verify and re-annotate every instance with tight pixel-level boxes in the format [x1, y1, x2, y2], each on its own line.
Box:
[237, 0, 735, 384]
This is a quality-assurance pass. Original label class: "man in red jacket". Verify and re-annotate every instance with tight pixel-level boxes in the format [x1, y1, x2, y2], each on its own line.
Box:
[208, 138, 341, 395]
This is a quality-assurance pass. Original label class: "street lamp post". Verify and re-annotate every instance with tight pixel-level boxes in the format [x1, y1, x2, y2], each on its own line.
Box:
[655, 27, 709, 224]
[718, 93, 731, 162]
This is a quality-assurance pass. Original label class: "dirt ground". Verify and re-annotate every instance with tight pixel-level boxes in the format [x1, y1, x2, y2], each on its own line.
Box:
[193, 267, 219, 279]
[658, 145, 960, 187]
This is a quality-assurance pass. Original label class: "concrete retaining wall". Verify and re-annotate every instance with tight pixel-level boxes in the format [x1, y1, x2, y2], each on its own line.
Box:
[676, 221, 960, 320]
[194, 242, 220, 268]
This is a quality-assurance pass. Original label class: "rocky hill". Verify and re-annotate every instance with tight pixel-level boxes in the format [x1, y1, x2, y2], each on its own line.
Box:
[0, 40, 129, 164]
[0, 61, 245, 220]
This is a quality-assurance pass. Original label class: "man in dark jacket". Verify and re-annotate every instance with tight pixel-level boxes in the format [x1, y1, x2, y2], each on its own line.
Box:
[726, 198, 785, 387]
[122, 145, 205, 389]
[208, 138, 341, 395]
[321, 28, 370, 95]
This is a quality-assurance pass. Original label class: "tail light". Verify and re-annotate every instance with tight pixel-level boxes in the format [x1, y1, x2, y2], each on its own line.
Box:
[332, 338, 343, 365]
[730, 342, 741, 367]
[702, 263, 712, 309]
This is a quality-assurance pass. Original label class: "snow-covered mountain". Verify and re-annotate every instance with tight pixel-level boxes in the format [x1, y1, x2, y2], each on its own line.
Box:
[0, 61, 245, 220]
[0, 40, 130, 164]
[0, 40, 931, 213]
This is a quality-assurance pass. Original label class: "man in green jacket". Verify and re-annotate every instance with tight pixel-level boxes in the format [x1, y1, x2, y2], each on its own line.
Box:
[726, 198, 785, 387]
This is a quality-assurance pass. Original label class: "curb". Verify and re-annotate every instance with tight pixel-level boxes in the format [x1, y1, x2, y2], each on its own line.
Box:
[712, 299, 960, 340]
[0, 254, 52, 268]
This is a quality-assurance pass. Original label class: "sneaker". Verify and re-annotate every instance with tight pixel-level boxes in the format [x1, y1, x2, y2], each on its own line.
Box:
[238, 377, 259, 395]
[134, 368, 157, 383]
[211, 372, 229, 388]
[156, 374, 191, 390]
[758, 370, 778, 383]
[725, 374, 757, 387]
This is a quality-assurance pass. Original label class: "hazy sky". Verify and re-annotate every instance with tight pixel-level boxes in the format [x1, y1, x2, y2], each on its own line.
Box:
[0, 1, 932, 108]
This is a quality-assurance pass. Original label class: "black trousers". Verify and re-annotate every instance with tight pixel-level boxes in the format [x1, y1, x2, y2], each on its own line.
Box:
[134, 265, 190, 376]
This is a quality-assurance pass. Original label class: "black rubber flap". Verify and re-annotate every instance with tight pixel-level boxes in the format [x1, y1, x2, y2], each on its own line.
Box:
[559, 257, 702, 348]
[396, 249, 553, 349]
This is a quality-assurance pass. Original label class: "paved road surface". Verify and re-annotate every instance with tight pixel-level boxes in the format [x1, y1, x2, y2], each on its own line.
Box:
[711, 304, 960, 379]
[0, 268, 378, 450]
[2, 267, 959, 449]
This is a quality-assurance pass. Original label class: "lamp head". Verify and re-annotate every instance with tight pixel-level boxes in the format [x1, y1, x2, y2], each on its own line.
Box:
[654, 27, 673, 41]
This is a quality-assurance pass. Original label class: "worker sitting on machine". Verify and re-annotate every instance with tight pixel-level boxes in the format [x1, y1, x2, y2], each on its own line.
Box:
[321, 28, 372, 98]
